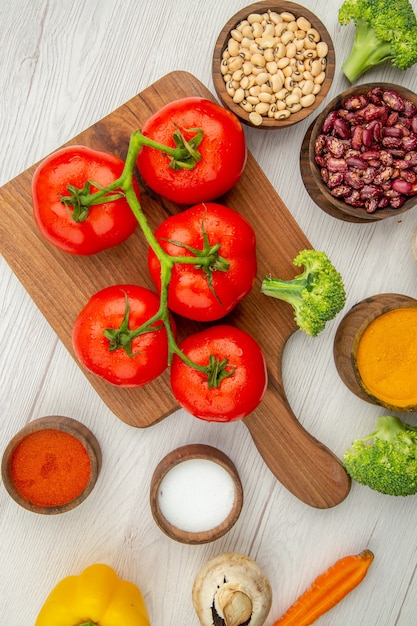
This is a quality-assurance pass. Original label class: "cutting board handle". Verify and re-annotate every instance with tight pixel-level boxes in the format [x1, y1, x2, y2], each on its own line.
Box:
[244, 383, 351, 509]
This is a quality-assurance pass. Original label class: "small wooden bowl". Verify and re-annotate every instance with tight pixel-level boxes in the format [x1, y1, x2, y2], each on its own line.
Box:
[212, 1, 335, 129]
[334, 293, 417, 411]
[300, 83, 417, 222]
[150, 444, 243, 544]
[1, 416, 101, 514]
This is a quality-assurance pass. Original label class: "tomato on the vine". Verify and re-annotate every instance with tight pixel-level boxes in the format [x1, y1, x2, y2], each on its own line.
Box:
[148, 202, 257, 321]
[136, 97, 247, 204]
[72, 284, 172, 387]
[170, 325, 267, 422]
[32, 145, 138, 255]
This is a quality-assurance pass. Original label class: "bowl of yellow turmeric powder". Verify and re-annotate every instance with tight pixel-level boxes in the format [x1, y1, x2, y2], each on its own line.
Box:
[334, 293, 417, 412]
[1, 415, 102, 514]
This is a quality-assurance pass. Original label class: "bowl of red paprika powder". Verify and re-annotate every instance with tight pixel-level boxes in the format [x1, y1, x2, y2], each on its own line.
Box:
[1, 416, 101, 514]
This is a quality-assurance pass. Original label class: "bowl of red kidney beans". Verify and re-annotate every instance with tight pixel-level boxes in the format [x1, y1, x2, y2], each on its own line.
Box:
[300, 83, 417, 222]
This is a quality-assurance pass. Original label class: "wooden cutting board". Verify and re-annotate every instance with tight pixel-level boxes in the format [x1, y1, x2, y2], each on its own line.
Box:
[0, 71, 350, 508]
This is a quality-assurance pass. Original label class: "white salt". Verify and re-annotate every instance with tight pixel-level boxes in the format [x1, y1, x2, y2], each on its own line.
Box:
[158, 458, 236, 533]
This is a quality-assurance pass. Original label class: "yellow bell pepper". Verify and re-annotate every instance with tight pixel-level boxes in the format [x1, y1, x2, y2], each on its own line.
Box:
[35, 563, 150, 626]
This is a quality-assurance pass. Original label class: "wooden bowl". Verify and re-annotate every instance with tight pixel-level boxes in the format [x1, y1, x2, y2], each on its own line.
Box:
[1, 416, 101, 514]
[150, 444, 243, 544]
[212, 1, 335, 129]
[334, 293, 417, 411]
[300, 83, 417, 222]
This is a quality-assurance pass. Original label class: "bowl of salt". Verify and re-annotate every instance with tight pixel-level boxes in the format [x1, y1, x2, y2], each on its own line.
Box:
[149, 444, 243, 544]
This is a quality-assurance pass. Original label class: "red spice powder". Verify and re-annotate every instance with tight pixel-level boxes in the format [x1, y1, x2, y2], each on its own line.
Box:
[10, 429, 91, 507]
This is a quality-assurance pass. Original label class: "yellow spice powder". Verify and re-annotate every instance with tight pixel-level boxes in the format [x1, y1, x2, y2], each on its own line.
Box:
[356, 307, 417, 408]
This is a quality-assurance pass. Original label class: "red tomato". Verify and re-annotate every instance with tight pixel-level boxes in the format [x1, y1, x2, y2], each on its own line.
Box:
[148, 202, 257, 321]
[170, 325, 267, 422]
[136, 97, 247, 204]
[32, 145, 138, 255]
[72, 284, 171, 387]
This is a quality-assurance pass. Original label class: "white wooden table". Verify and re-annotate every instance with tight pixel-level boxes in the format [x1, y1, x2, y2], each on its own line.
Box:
[1, 1, 417, 624]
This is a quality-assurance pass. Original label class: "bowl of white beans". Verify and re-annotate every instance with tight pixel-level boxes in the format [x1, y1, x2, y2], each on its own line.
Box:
[300, 83, 417, 222]
[212, 1, 335, 129]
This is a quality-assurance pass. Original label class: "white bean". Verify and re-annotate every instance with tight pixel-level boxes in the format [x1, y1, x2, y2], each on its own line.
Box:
[300, 93, 316, 108]
[275, 109, 291, 119]
[249, 111, 263, 126]
[254, 101, 271, 115]
[233, 88, 245, 103]
[317, 41, 329, 58]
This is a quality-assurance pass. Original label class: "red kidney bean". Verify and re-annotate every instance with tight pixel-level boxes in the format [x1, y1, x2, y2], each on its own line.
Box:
[333, 118, 351, 139]
[345, 155, 367, 169]
[369, 86, 383, 103]
[365, 197, 379, 213]
[361, 184, 383, 199]
[315, 134, 326, 154]
[382, 136, 403, 149]
[362, 167, 377, 184]
[388, 148, 406, 159]
[403, 135, 417, 151]
[328, 172, 345, 187]
[392, 179, 412, 194]
[327, 157, 348, 172]
[405, 151, 417, 166]
[344, 189, 362, 206]
[382, 90, 405, 111]
[343, 94, 368, 110]
[360, 103, 387, 121]
[330, 185, 352, 197]
[345, 170, 364, 188]
[404, 100, 416, 117]
[379, 150, 393, 166]
[401, 170, 416, 184]
[367, 119, 382, 142]
[377, 196, 390, 209]
[315, 154, 327, 167]
[314, 87, 417, 212]
[351, 125, 364, 150]
[322, 110, 338, 133]
[390, 195, 407, 208]
[383, 126, 403, 138]
[373, 167, 395, 185]
[362, 128, 373, 147]
[325, 136, 345, 157]
[320, 167, 329, 183]
[386, 112, 399, 127]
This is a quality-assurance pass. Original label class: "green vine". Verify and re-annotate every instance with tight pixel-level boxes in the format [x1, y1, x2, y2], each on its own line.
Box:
[62, 127, 234, 387]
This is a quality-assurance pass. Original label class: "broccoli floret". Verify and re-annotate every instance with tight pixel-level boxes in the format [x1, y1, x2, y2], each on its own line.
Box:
[338, 0, 417, 83]
[344, 415, 417, 496]
[260, 250, 346, 337]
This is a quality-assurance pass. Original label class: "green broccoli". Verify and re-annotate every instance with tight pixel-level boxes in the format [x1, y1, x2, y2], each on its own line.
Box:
[344, 415, 417, 496]
[260, 249, 346, 337]
[338, 0, 417, 83]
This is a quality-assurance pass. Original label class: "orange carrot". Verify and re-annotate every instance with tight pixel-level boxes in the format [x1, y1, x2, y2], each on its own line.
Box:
[273, 549, 374, 626]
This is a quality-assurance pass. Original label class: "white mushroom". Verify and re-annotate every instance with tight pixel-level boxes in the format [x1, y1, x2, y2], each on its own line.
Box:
[192, 552, 272, 626]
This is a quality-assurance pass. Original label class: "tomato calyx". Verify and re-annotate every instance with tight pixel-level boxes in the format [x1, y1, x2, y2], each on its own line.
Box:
[162, 219, 230, 302]
[205, 355, 236, 388]
[168, 126, 203, 170]
[60, 181, 125, 223]
[103, 292, 163, 357]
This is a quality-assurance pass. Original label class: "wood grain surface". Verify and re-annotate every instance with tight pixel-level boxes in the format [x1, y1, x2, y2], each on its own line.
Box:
[0, 70, 350, 508]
